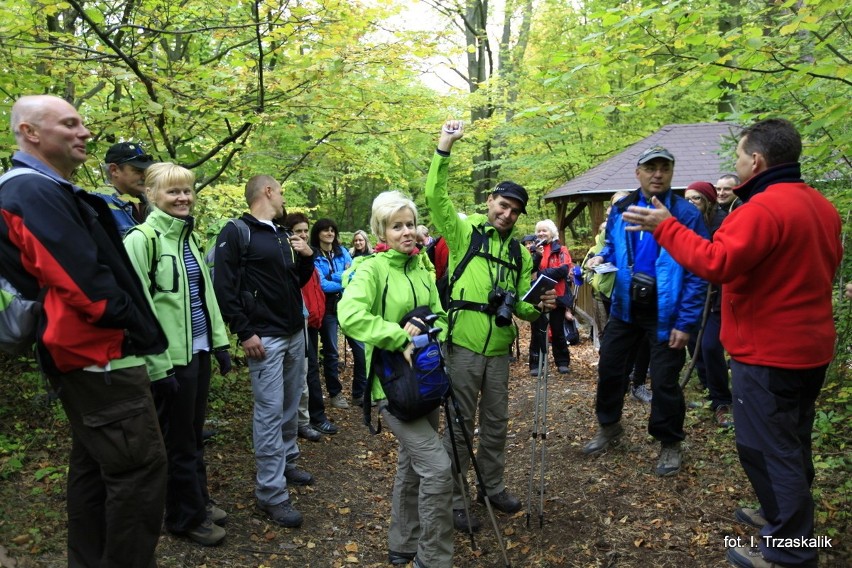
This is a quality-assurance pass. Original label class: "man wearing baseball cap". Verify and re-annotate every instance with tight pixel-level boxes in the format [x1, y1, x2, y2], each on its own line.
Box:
[93, 142, 156, 236]
[584, 145, 708, 476]
[425, 120, 557, 532]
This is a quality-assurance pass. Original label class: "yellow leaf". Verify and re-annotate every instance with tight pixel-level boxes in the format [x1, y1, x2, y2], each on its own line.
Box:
[344, 556, 359, 563]
[345, 542, 359, 552]
[307, 542, 316, 549]
[339, 507, 351, 514]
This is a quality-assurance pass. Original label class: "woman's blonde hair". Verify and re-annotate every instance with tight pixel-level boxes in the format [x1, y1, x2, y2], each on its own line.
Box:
[370, 191, 418, 241]
[145, 162, 195, 202]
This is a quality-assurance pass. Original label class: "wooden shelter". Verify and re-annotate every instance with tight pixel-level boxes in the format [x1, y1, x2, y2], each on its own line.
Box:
[545, 122, 740, 237]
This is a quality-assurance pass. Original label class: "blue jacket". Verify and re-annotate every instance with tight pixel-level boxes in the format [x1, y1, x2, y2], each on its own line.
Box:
[600, 189, 708, 342]
[314, 245, 352, 295]
[90, 188, 144, 237]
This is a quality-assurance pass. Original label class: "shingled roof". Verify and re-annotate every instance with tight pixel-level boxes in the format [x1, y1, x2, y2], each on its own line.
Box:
[544, 122, 741, 202]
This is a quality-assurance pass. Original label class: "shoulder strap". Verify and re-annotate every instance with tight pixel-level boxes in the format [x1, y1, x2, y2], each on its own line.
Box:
[447, 226, 523, 300]
[0, 168, 56, 189]
[231, 218, 251, 268]
[127, 224, 160, 294]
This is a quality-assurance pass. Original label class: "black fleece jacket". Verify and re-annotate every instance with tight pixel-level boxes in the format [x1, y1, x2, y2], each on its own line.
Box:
[213, 214, 314, 341]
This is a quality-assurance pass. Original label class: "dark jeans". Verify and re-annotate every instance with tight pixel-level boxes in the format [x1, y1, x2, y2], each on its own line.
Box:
[49, 365, 166, 568]
[319, 313, 343, 397]
[346, 336, 368, 400]
[306, 327, 330, 424]
[528, 306, 570, 368]
[626, 334, 651, 387]
[596, 308, 686, 443]
[154, 352, 211, 533]
[688, 310, 731, 409]
[731, 361, 824, 567]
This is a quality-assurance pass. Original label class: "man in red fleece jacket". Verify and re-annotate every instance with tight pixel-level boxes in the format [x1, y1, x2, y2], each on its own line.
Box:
[622, 119, 842, 568]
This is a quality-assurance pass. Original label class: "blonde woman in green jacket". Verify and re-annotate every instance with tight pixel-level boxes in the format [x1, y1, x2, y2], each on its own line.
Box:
[124, 163, 232, 547]
[338, 191, 453, 568]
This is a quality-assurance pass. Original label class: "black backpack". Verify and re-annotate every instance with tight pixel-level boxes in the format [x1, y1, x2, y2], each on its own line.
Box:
[365, 306, 450, 433]
[443, 225, 523, 340]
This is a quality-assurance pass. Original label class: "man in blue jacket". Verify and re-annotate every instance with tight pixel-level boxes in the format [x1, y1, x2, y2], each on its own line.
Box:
[585, 146, 708, 476]
[92, 142, 156, 236]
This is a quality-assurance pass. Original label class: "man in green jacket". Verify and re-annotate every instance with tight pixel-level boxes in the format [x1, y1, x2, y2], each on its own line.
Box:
[425, 120, 556, 532]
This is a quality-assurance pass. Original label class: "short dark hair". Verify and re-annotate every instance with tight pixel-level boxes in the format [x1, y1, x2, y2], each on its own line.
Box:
[310, 218, 341, 249]
[284, 212, 309, 229]
[739, 118, 802, 168]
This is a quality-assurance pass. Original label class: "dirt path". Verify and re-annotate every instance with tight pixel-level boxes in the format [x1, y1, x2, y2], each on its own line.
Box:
[0, 339, 847, 567]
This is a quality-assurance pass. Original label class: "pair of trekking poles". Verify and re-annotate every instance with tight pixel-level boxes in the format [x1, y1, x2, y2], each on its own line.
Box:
[428, 316, 550, 568]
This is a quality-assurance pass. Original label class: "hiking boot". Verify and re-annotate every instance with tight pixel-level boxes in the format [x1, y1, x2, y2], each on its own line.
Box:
[530, 367, 539, 377]
[284, 468, 315, 486]
[631, 384, 653, 403]
[206, 501, 228, 525]
[715, 405, 734, 428]
[655, 441, 682, 477]
[351, 395, 364, 407]
[726, 545, 784, 568]
[582, 422, 624, 455]
[311, 419, 339, 435]
[258, 499, 303, 528]
[297, 425, 322, 442]
[452, 508, 481, 532]
[388, 550, 416, 565]
[557, 364, 570, 374]
[735, 507, 767, 529]
[183, 516, 226, 546]
[477, 488, 522, 514]
[329, 393, 350, 409]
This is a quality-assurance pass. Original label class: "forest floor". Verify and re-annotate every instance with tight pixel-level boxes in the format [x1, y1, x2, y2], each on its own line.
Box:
[0, 332, 848, 568]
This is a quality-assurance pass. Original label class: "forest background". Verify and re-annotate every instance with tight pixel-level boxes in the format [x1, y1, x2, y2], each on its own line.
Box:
[0, 0, 849, 560]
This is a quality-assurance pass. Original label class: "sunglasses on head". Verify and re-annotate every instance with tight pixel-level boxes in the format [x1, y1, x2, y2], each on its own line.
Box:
[115, 153, 153, 165]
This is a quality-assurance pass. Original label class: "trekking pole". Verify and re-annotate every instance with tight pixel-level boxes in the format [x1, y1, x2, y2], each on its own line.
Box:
[679, 284, 713, 389]
[446, 381, 512, 568]
[536, 328, 550, 529]
[443, 397, 477, 550]
[526, 316, 549, 528]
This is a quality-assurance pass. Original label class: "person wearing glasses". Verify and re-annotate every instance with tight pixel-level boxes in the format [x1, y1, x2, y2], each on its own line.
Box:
[683, 181, 732, 427]
[93, 142, 157, 236]
[584, 146, 708, 477]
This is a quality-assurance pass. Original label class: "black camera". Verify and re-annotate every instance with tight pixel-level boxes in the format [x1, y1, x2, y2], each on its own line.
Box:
[488, 287, 517, 327]
[630, 272, 657, 307]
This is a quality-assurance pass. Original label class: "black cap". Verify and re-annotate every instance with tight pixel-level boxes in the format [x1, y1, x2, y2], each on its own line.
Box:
[105, 142, 155, 169]
[491, 181, 528, 214]
[520, 234, 536, 243]
[637, 145, 675, 166]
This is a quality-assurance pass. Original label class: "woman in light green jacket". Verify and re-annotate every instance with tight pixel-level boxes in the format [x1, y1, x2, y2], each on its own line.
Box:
[124, 163, 231, 547]
[338, 191, 452, 568]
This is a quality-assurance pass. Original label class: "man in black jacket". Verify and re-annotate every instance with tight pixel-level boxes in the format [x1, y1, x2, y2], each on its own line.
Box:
[213, 175, 316, 528]
[0, 95, 168, 567]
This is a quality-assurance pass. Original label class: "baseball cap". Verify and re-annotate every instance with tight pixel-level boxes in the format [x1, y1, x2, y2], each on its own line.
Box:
[491, 181, 529, 214]
[520, 234, 536, 243]
[105, 142, 155, 169]
[637, 146, 675, 166]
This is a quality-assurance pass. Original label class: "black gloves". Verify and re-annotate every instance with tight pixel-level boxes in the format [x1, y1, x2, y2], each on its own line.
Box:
[215, 350, 232, 375]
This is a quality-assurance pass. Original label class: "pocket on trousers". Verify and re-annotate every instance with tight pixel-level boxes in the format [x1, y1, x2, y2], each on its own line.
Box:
[82, 395, 163, 475]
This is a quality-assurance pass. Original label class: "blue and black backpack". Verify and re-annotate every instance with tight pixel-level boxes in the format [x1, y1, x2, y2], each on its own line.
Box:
[365, 306, 450, 433]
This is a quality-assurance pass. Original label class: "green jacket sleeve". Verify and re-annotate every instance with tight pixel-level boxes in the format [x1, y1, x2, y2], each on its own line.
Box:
[338, 258, 411, 353]
[123, 228, 173, 381]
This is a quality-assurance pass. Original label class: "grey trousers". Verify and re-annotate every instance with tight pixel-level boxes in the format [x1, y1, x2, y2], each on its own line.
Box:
[248, 332, 305, 506]
[381, 405, 453, 567]
[442, 345, 511, 509]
